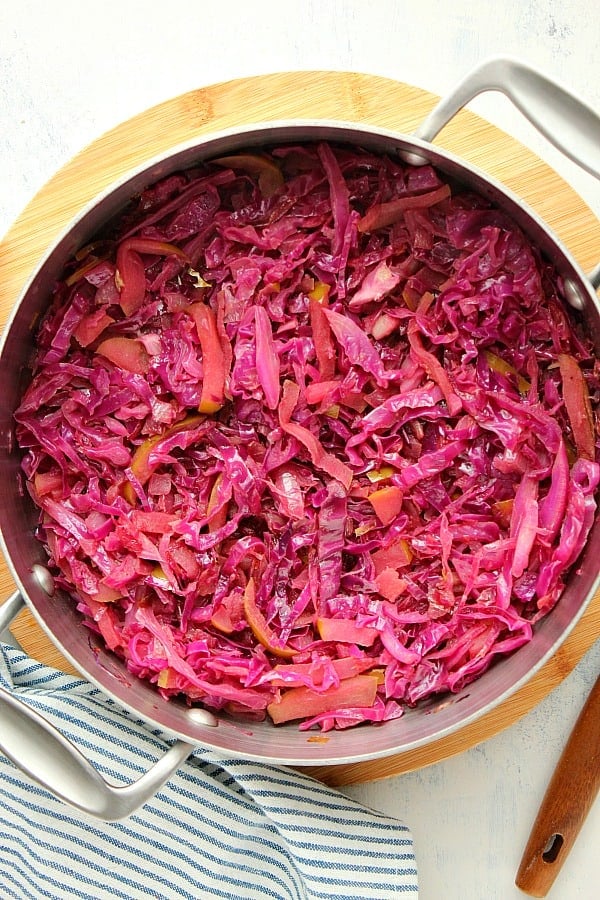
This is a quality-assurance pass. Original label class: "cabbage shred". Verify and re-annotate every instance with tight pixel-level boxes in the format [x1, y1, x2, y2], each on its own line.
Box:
[15, 142, 600, 731]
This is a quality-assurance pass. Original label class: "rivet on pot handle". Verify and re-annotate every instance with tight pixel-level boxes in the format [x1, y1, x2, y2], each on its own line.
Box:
[410, 57, 600, 184]
[0, 591, 198, 821]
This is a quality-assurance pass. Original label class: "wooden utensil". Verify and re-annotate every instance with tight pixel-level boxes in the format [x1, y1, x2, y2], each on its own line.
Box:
[516, 672, 600, 896]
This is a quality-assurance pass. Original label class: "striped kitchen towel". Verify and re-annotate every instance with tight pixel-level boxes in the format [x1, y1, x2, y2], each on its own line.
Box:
[0, 643, 418, 900]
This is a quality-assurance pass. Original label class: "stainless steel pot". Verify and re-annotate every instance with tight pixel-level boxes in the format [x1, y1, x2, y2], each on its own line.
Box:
[1, 58, 599, 820]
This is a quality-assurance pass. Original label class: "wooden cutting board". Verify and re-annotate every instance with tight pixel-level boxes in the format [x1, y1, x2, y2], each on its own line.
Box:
[1, 71, 599, 787]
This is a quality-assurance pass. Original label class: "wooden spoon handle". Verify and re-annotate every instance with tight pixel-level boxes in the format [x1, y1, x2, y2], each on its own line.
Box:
[516, 672, 600, 897]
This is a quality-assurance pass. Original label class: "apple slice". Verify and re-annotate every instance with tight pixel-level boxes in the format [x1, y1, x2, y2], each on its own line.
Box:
[96, 336, 150, 374]
[123, 414, 204, 504]
[267, 674, 379, 725]
[316, 617, 378, 647]
[243, 578, 295, 659]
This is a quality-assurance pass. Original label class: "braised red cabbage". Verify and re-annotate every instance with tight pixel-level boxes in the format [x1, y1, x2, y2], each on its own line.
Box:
[14, 142, 599, 731]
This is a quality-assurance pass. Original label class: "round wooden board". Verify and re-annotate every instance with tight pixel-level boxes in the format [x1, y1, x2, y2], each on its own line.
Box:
[1, 71, 599, 787]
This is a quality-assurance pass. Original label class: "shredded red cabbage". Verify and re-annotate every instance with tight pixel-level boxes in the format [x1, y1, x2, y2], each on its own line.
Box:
[14, 142, 600, 731]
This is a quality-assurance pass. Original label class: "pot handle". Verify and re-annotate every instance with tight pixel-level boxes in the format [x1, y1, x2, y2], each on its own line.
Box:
[0, 591, 196, 821]
[408, 57, 600, 183]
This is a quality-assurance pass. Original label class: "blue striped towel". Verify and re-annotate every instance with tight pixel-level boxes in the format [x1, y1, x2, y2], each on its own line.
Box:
[0, 644, 418, 899]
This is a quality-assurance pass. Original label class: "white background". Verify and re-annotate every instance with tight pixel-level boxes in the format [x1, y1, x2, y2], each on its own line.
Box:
[1, 2, 600, 898]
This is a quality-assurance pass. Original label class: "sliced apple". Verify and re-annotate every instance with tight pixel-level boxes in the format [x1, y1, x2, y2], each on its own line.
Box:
[96, 336, 150, 374]
[316, 617, 378, 648]
[123, 414, 204, 504]
[243, 578, 296, 659]
[187, 302, 228, 414]
[211, 153, 284, 198]
[367, 485, 403, 526]
[267, 674, 379, 725]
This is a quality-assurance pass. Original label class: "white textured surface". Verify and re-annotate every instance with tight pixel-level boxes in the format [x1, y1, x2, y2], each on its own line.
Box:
[1, 2, 599, 898]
